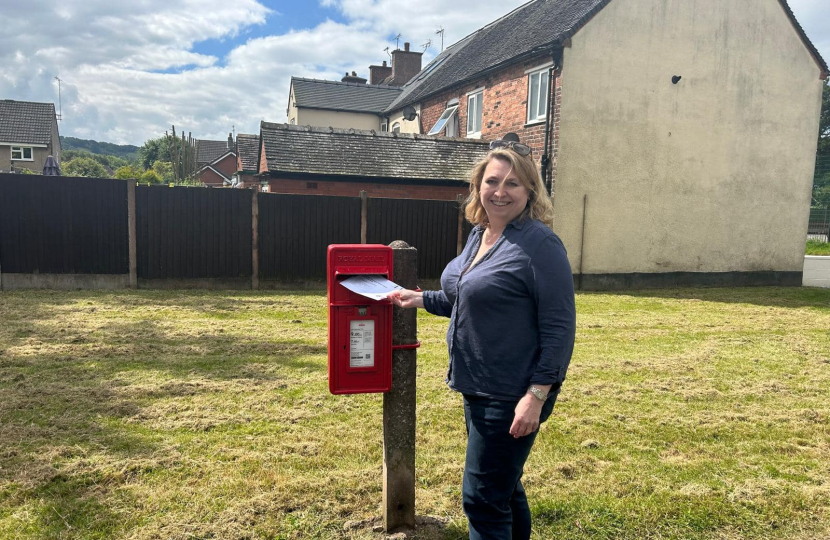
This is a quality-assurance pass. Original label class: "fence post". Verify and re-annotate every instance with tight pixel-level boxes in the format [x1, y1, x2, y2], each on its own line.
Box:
[360, 191, 368, 244]
[251, 190, 259, 290]
[383, 240, 418, 533]
[127, 181, 137, 288]
[456, 194, 465, 256]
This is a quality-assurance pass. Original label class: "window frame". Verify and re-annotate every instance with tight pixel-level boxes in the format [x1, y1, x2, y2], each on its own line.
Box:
[11, 146, 34, 161]
[380, 119, 388, 132]
[391, 122, 401, 133]
[526, 65, 551, 124]
[466, 88, 484, 138]
[427, 104, 458, 136]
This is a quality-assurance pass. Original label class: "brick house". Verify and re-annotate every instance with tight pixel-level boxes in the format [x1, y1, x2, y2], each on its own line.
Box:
[235, 133, 261, 190]
[195, 135, 236, 187]
[381, 0, 827, 287]
[257, 122, 487, 200]
[285, 42, 423, 132]
[0, 100, 61, 174]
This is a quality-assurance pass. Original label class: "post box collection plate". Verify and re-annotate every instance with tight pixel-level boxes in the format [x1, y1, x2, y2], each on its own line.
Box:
[327, 245, 393, 394]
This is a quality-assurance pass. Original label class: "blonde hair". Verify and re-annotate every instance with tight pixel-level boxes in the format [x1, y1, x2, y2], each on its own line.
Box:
[464, 148, 555, 229]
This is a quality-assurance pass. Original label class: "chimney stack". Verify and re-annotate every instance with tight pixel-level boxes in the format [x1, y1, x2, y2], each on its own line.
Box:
[341, 71, 368, 84]
[387, 42, 423, 86]
[369, 60, 393, 84]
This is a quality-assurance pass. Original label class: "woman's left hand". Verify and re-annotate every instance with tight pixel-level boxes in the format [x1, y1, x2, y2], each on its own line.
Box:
[509, 394, 545, 438]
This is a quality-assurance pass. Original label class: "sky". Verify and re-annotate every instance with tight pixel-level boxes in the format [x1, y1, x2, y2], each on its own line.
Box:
[1, 0, 828, 147]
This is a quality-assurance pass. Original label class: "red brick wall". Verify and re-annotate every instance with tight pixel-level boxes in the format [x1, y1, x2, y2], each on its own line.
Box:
[214, 153, 237, 177]
[199, 168, 226, 187]
[266, 177, 468, 200]
[419, 54, 562, 185]
[259, 139, 268, 174]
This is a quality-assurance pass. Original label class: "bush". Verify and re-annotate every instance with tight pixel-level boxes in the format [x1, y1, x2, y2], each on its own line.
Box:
[63, 156, 108, 178]
[140, 170, 162, 184]
[114, 165, 143, 180]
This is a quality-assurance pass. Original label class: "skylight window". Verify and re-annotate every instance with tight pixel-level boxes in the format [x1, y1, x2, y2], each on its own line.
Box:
[417, 55, 447, 81]
[427, 105, 459, 135]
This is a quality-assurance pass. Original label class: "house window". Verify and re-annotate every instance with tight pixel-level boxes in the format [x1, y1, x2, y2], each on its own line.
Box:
[391, 122, 401, 133]
[527, 67, 550, 123]
[381, 120, 388, 132]
[427, 103, 458, 136]
[466, 89, 483, 138]
[11, 146, 33, 161]
[290, 118, 296, 125]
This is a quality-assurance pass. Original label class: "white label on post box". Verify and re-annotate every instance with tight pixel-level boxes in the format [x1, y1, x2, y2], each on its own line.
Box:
[349, 320, 375, 368]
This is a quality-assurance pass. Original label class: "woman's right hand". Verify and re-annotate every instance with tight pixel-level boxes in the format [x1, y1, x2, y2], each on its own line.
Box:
[388, 289, 425, 309]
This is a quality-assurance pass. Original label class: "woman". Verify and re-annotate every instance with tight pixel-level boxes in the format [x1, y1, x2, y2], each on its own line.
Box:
[389, 139, 576, 540]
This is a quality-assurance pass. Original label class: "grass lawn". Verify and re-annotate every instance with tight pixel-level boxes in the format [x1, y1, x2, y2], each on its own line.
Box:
[806, 240, 830, 256]
[1, 287, 829, 539]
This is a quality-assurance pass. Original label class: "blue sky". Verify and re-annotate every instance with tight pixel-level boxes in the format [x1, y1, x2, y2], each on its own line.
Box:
[0, 0, 827, 146]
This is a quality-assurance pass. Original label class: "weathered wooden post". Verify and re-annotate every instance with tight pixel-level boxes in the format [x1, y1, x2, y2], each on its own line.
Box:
[384, 240, 418, 532]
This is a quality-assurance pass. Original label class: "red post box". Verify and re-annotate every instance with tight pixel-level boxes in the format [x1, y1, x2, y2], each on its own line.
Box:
[327, 244, 393, 394]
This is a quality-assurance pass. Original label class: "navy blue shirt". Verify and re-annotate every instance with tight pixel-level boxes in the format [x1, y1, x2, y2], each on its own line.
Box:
[423, 218, 576, 401]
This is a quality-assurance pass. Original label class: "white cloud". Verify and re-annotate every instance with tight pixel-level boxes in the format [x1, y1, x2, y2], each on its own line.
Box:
[2, 0, 825, 147]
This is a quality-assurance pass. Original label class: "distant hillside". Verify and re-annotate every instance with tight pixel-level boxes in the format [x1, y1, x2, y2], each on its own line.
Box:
[60, 136, 140, 159]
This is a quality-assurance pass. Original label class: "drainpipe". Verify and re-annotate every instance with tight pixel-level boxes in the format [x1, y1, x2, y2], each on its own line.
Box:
[541, 48, 561, 197]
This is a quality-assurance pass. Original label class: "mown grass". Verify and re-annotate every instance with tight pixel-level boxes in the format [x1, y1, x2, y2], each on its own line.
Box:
[0, 287, 829, 539]
[806, 240, 830, 256]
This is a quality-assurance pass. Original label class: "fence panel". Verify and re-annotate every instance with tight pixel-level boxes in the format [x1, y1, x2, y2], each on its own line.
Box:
[136, 185, 252, 279]
[367, 197, 464, 280]
[808, 207, 829, 241]
[258, 193, 361, 281]
[0, 174, 128, 274]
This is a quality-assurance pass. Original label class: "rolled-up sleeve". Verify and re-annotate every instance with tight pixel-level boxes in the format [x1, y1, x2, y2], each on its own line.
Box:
[423, 290, 453, 318]
[528, 236, 576, 389]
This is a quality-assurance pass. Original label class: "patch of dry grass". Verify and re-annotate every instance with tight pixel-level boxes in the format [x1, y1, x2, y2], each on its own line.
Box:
[0, 287, 829, 539]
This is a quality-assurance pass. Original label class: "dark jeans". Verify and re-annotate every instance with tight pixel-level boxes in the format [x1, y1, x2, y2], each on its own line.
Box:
[462, 394, 556, 540]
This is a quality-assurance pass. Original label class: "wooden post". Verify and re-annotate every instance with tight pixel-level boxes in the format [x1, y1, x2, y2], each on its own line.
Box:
[456, 194, 465, 256]
[127, 180, 137, 288]
[383, 240, 418, 533]
[360, 191, 368, 244]
[251, 190, 259, 290]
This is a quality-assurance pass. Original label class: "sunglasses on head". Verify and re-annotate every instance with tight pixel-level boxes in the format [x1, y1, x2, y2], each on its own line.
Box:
[489, 139, 532, 156]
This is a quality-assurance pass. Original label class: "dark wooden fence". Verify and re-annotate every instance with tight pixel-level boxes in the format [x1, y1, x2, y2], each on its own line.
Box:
[0, 175, 470, 287]
[368, 197, 471, 280]
[259, 193, 361, 281]
[0, 174, 128, 274]
[136, 186, 252, 279]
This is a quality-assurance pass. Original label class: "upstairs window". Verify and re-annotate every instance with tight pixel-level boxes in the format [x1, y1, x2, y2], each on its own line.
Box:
[11, 146, 33, 161]
[381, 120, 388, 132]
[427, 103, 458, 136]
[466, 89, 483, 138]
[391, 122, 401, 133]
[527, 66, 550, 123]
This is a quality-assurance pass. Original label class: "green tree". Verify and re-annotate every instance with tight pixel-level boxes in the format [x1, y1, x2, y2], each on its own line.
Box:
[114, 165, 144, 180]
[139, 137, 170, 170]
[63, 156, 108, 178]
[152, 161, 175, 183]
[140, 169, 162, 184]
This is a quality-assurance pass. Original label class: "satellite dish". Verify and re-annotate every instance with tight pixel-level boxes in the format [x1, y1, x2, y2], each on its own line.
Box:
[402, 105, 418, 122]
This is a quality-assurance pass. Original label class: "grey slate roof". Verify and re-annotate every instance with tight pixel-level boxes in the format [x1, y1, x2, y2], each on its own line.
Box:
[385, 0, 610, 112]
[236, 133, 260, 172]
[259, 122, 489, 182]
[196, 139, 233, 166]
[0, 99, 57, 145]
[385, 0, 828, 113]
[292, 77, 403, 114]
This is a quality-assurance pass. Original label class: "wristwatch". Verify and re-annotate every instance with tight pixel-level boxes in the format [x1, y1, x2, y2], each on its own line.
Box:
[528, 385, 548, 401]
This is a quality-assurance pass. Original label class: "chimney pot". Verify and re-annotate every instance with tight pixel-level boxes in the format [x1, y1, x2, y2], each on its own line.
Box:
[404, 42, 410, 52]
[382, 60, 387, 66]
